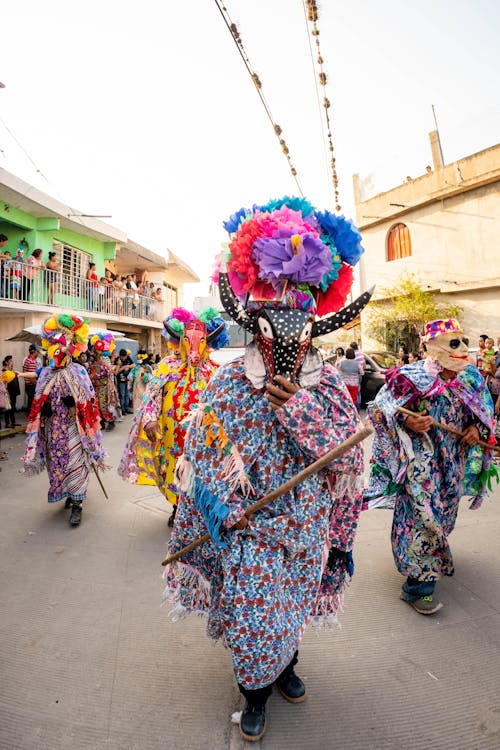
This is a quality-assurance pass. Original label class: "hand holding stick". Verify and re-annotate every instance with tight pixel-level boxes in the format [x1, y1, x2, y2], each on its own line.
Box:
[161, 424, 373, 566]
[396, 406, 500, 454]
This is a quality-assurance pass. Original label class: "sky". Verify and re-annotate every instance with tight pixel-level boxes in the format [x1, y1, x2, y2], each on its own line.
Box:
[1, 0, 499, 303]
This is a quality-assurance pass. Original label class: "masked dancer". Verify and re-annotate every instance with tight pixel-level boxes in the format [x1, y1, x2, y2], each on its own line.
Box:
[365, 319, 497, 614]
[119, 307, 228, 526]
[163, 197, 373, 741]
[22, 314, 107, 526]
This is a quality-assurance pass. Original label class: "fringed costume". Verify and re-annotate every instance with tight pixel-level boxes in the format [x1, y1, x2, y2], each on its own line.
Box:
[118, 308, 228, 515]
[365, 319, 497, 614]
[161, 196, 373, 740]
[22, 314, 107, 525]
[88, 332, 120, 428]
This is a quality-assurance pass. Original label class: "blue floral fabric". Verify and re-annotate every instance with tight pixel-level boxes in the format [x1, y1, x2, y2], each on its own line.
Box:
[365, 360, 495, 582]
[163, 359, 364, 689]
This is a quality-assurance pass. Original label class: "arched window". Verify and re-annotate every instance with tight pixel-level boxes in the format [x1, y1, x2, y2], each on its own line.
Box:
[386, 223, 412, 261]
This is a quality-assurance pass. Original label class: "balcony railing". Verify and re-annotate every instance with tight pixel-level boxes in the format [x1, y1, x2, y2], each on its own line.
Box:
[0, 259, 163, 322]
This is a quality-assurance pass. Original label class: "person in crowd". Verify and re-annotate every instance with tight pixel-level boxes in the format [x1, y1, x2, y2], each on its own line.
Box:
[45, 251, 60, 305]
[119, 308, 228, 527]
[162, 197, 372, 742]
[86, 262, 99, 310]
[10, 247, 24, 300]
[482, 337, 496, 371]
[22, 314, 107, 526]
[152, 286, 163, 304]
[476, 334, 488, 373]
[365, 318, 496, 615]
[88, 333, 120, 431]
[350, 341, 365, 407]
[335, 346, 345, 363]
[115, 348, 134, 415]
[418, 342, 428, 359]
[127, 350, 154, 412]
[21, 248, 45, 303]
[77, 351, 90, 371]
[23, 345, 41, 414]
[0, 234, 10, 298]
[1, 356, 21, 427]
[408, 351, 420, 363]
[97, 278, 107, 312]
[337, 347, 363, 404]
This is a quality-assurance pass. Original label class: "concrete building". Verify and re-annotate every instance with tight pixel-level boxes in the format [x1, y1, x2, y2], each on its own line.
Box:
[354, 136, 500, 349]
[0, 167, 198, 390]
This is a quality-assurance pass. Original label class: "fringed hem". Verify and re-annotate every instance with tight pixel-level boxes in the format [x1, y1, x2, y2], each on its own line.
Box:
[161, 561, 212, 619]
[21, 462, 45, 477]
[48, 491, 86, 504]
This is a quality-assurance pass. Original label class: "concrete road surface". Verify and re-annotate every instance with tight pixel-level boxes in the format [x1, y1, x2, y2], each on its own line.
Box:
[1, 417, 499, 750]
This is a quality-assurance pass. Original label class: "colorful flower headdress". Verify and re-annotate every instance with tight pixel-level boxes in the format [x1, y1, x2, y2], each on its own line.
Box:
[41, 314, 90, 358]
[162, 307, 229, 350]
[421, 318, 463, 343]
[213, 196, 364, 316]
[89, 331, 116, 354]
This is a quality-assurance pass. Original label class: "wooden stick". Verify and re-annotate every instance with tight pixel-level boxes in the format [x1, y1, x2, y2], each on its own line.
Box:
[396, 406, 500, 454]
[92, 463, 109, 499]
[161, 424, 373, 566]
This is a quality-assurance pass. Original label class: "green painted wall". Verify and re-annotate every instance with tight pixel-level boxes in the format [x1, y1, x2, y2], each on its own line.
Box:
[0, 204, 118, 304]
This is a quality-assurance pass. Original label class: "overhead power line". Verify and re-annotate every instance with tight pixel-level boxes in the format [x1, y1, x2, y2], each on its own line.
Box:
[303, 0, 342, 211]
[213, 0, 303, 196]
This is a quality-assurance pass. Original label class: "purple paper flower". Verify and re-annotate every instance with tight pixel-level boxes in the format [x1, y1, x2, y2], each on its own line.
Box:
[252, 232, 332, 286]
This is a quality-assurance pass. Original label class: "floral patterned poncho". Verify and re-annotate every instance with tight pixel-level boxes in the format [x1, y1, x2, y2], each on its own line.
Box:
[163, 359, 364, 690]
[22, 364, 107, 503]
[118, 355, 219, 505]
[364, 360, 496, 582]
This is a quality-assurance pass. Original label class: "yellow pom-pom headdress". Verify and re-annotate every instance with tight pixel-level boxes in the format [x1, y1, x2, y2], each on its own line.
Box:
[41, 314, 90, 358]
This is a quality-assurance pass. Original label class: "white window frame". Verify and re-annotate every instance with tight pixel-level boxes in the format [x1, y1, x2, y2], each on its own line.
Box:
[52, 241, 91, 296]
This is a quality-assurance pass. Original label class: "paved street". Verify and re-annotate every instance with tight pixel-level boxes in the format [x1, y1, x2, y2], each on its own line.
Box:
[1, 417, 499, 750]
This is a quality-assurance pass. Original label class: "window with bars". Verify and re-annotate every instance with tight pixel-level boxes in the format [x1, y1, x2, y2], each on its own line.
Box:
[52, 241, 91, 296]
[386, 223, 412, 261]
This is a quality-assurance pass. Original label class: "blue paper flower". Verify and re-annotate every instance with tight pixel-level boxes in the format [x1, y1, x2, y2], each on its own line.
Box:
[316, 211, 364, 266]
[206, 316, 230, 350]
[255, 196, 315, 217]
[223, 207, 250, 234]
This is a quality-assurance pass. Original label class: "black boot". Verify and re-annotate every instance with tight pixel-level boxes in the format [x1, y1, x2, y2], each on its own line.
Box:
[167, 504, 177, 528]
[106, 421, 115, 431]
[275, 650, 307, 703]
[240, 701, 267, 742]
[238, 683, 272, 742]
[69, 502, 82, 526]
[64, 498, 72, 509]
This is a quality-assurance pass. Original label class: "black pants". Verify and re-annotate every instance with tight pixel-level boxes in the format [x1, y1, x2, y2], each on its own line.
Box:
[238, 650, 299, 707]
[2, 408, 15, 428]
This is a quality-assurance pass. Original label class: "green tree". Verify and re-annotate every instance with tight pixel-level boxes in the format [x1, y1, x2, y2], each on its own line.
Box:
[365, 273, 462, 352]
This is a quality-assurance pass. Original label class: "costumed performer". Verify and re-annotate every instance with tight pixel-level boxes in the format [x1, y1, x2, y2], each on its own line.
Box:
[163, 196, 374, 741]
[22, 313, 107, 526]
[128, 350, 154, 412]
[88, 331, 120, 431]
[118, 307, 228, 527]
[364, 318, 497, 615]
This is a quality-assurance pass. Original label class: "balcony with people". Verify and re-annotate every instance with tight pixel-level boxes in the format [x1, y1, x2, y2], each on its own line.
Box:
[0, 253, 164, 323]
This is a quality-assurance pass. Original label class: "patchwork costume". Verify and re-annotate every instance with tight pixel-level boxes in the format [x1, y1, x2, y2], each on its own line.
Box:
[118, 308, 228, 524]
[163, 197, 373, 741]
[22, 314, 107, 526]
[88, 332, 120, 430]
[365, 319, 497, 614]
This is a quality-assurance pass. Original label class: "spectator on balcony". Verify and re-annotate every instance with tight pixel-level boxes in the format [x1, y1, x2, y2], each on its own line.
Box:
[10, 247, 24, 300]
[0, 234, 10, 298]
[152, 286, 163, 304]
[45, 251, 60, 305]
[22, 248, 45, 303]
[86, 263, 99, 310]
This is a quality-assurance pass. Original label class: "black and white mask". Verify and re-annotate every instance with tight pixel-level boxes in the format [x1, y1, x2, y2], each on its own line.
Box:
[253, 308, 313, 382]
